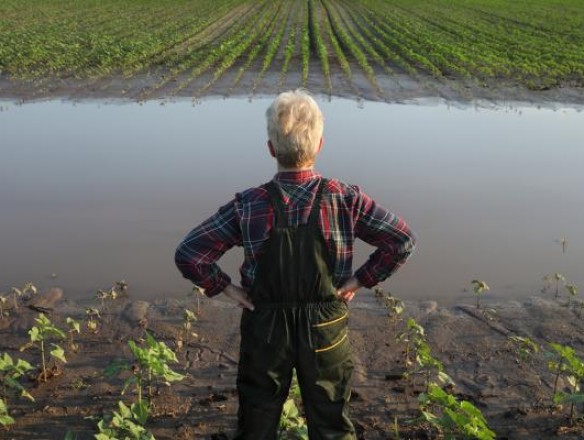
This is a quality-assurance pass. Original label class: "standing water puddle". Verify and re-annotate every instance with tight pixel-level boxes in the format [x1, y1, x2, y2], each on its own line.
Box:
[1, 98, 582, 305]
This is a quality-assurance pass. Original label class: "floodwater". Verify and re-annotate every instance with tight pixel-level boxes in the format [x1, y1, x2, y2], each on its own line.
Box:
[1, 97, 583, 306]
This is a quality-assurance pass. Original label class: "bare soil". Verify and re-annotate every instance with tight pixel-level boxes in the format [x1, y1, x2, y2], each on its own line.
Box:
[2, 288, 584, 439]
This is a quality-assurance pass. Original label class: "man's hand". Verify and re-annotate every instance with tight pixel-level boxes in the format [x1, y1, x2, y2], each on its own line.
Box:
[223, 284, 255, 311]
[337, 276, 362, 302]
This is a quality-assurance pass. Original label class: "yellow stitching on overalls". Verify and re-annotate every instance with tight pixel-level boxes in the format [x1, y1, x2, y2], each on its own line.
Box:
[312, 312, 348, 328]
[314, 333, 348, 353]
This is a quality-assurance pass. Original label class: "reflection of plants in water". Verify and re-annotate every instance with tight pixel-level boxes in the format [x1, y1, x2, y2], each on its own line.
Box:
[543, 273, 566, 298]
[471, 280, 490, 309]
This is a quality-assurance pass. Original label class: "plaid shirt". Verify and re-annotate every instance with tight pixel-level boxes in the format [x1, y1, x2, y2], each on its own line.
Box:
[175, 170, 416, 297]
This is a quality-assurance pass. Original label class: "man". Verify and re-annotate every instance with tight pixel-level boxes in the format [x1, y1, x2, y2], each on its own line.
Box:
[175, 90, 416, 439]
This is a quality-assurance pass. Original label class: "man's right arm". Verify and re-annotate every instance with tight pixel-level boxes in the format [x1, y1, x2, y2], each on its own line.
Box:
[174, 200, 242, 297]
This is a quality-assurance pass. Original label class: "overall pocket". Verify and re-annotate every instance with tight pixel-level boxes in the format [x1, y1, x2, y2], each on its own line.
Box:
[311, 304, 351, 370]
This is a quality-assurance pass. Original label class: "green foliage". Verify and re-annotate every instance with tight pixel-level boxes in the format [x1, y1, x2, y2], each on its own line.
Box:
[106, 332, 185, 405]
[508, 336, 539, 363]
[471, 280, 490, 309]
[546, 342, 584, 421]
[0, 353, 35, 402]
[419, 383, 496, 440]
[94, 400, 154, 440]
[19, 313, 66, 382]
[0, 398, 15, 427]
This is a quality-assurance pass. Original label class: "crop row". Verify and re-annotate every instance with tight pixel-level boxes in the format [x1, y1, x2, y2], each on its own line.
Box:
[1, 0, 583, 95]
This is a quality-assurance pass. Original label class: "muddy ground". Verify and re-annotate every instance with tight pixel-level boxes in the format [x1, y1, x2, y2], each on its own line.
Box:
[2, 287, 584, 439]
[1, 67, 583, 107]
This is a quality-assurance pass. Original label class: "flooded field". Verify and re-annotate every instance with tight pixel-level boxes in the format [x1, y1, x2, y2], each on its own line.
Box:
[0, 97, 582, 305]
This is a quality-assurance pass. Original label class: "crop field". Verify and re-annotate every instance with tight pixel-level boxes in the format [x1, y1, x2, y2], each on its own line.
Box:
[1, 0, 583, 99]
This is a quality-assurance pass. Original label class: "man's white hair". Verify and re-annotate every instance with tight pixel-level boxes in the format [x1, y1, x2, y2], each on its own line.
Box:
[266, 90, 324, 168]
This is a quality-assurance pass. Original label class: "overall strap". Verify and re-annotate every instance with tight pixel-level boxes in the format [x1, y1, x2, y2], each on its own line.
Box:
[308, 178, 327, 226]
[265, 181, 287, 227]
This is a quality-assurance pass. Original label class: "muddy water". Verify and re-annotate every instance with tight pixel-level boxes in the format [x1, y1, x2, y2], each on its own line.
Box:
[1, 98, 582, 305]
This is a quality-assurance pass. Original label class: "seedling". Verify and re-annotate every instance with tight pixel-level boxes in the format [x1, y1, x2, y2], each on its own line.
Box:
[396, 318, 425, 368]
[0, 296, 7, 319]
[418, 382, 496, 439]
[94, 400, 154, 440]
[181, 309, 197, 351]
[543, 273, 566, 298]
[546, 343, 584, 421]
[85, 308, 101, 333]
[9, 283, 37, 311]
[0, 398, 14, 427]
[66, 317, 81, 352]
[19, 313, 67, 382]
[471, 280, 490, 309]
[0, 353, 35, 402]
[566, 284, 579, 307]
[105, 332, 185, 405]
[508, 336, 539, 364]
[384, 293, 405, 325]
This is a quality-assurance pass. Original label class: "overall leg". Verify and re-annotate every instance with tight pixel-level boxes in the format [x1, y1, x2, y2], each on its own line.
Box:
[235, 309, 294, 440]
[296, 305, 356, 440]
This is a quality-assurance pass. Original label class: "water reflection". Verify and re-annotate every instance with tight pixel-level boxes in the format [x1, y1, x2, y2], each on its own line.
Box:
[1, 98, 582, 305]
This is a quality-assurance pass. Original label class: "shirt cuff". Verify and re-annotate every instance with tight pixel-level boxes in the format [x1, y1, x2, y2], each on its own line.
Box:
[202, 275, 231, 298]
[355, 267, 379, 289]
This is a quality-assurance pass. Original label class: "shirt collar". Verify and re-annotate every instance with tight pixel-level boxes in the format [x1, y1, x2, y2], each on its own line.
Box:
[273, 170, 321, 185]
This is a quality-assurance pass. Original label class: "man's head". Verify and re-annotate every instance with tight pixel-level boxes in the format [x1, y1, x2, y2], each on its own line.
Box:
[266, 90, 324, 169]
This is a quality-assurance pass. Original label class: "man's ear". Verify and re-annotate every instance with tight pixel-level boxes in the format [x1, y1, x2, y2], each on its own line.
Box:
[267, 140, 276, 158]
[317, 137, 323, 153]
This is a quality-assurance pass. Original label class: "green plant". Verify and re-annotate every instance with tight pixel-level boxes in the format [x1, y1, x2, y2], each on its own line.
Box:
[418, 383, 496, 439]
[471, 280, 490, 309]
[19, 313, 67, 382]
[396, 318, 425, 368]
[181, 308, 197, 351]
[508, 336, 539, 364]
[0, 295, 8, 319]
[0, 353, 34, 402]
[85, 308, 101, 333]
[384, 293, 405, 324]
[105, 332, 185, 405]
[547, 343, 584, 422]
[278, 370, 308, 440]
[543, 273, 566, 298]
[9, 282, 37, 311]
[0, 398, 14, 427]
[66, 317, 81, 352]
[94, 400, 154, 440]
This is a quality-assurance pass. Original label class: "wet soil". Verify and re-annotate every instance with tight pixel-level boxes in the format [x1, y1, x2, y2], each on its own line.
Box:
[1, 69, 583, 107]
[2, 288, 584, 439]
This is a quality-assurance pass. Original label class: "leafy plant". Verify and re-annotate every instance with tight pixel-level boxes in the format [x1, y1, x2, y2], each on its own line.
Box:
[0, 353, 35, 402]
[94, 400, 154, 440]
[419, 383, 496, 440]
[105, 332, 185, 405]
[19, 313, 67, 382]
[547, 343, 584, 422]
[9, 283, 37, 311]
[471, 280, 490, 309]
[66, 317, 81, 352]
[85, 307, 101, 334]
[0, 295, 8, 319]
[508, 336, 539, 364]
[0, 398, 14, 427]
[181, 309, 197, 351]
[384, 293, 405, 324]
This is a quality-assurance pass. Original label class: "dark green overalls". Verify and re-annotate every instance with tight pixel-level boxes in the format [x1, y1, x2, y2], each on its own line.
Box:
[235, 179, 355, 440]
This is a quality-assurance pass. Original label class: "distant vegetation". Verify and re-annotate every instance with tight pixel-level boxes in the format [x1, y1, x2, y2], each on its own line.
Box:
[1, 0, 583, 94]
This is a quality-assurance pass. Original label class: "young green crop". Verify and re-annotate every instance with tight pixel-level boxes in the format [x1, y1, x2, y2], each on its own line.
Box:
[547, 343, 584, 422]
[278, 370, 308, 440]
[19, 313, 67, 382]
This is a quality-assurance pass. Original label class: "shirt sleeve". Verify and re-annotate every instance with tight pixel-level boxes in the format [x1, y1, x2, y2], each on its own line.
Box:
[174, 199, 242, 297]
[351, 187, 417, 288]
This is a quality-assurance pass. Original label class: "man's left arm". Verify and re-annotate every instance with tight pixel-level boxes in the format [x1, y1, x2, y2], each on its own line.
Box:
[352, 190, 417, 289]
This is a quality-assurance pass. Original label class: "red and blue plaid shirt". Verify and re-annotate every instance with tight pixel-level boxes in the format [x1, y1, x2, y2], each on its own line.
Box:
[175, 170, 416, 297]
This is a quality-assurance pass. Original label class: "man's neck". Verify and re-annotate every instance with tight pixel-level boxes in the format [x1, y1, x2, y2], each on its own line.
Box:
[277, 165, 314, 172]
